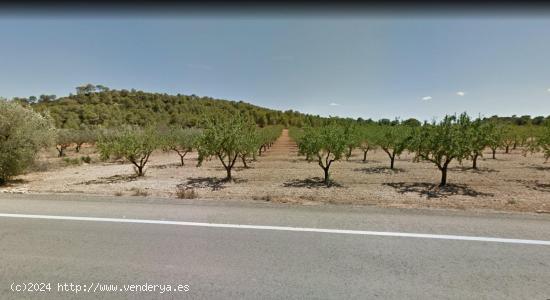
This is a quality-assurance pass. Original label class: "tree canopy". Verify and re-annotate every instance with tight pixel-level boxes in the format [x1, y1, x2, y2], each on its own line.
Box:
[0, 100, 55, 184]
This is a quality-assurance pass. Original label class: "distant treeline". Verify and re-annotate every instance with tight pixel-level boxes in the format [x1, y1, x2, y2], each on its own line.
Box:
[9, 84, 550, 129]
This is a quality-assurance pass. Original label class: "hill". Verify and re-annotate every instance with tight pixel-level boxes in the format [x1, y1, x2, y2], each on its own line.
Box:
[25, 85, 326, 129]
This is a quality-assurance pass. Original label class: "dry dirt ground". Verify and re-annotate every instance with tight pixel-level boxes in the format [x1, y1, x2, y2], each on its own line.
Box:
[2, 129, 550, 213]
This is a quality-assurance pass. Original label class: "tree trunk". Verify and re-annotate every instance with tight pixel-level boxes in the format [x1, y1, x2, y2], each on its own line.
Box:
[505, 145, 510, 154]
[137, 166, 144, 177]
[492, 149, 496, 159]
[56, 147, 64, 157]
[225, 167, 232, 181]
[75, 144, 82, 153]
[0, 177, 5, 186]
[363, 150, 368, 162]
[390, 154, 395, 169]
[439, 166, 448, 187]
[346, 147, 352, 161]
[472, 154, 478, 169]
[180, 155, 185, 166]
[258, 146, 262, 156]
[242, 156, 249, 168]
[323, 167, 330, 186]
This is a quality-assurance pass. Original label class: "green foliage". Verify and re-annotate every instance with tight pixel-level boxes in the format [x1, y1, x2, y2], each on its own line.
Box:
[257, 125, 283, 156]
[500, 124, 519, 153]
[372, 125, 412, 169]
[485, 122, 504, 159]
[97, 127, 160, 176]
[160, 127, 202, 166]
[80, 155, 92, 164]
[55, 129, 74, 157]
[401, 118, 422, 127]
[296, 124, 348, 185]
[288, 127, 304, 143]
[467, 119, 491, 169]
[410, 113, 472, 186]
[0, 100, 55, 184]
[527, 124, 550, 162]
[72, 128, 98, 152]
[343, 124, 362, 160]
[63, 157, 82, 166]
[31, 87, 321, 129]
[196, 115, 257, 180]
[357, 125, 379, 162]
[238, 126, 262, 168]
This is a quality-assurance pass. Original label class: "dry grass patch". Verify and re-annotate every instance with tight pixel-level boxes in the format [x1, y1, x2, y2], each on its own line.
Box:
[129, 187, 149, 197]
[175, 185, 198, 199]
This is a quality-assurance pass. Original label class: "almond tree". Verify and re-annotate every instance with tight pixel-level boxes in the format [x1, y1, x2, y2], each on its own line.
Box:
[373, 125, 412, 169]
[358, 125, 378, 163]
[196, 115, 256, 181]
[486, 122, 504, 159]
[410, 113, 471, 186]
[239, 127, 261, 168]
[161, 127, 201, 166]
[526, 124, 550, 162]
[97, 127, 160, 176]
[343, 124, 361, 161]
[501, 125, 518, 154]
[467, 119, 491, 169]
[73, 128, 98, 153]
[55, 129, 74, 157]
[296, 124, 348, 186]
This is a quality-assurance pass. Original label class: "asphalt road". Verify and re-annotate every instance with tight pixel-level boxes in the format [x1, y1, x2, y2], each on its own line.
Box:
[0, 193, 549, 299]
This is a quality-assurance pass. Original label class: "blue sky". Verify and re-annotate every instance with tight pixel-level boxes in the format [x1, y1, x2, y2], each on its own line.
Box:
[1, 15, 550, 121]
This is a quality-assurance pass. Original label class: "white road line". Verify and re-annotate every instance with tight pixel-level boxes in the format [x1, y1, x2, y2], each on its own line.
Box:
[1, 213, 549, 246]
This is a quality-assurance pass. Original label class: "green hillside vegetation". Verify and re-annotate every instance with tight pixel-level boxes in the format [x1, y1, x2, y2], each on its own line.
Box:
[9, 84, 549, 132]
[24, 85, 327, 129]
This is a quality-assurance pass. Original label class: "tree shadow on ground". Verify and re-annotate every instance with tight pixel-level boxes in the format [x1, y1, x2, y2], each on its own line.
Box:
[0, 179, 30, 187]
[183, 177, 247, 191]
[79, 174, 139, 185]
[512, 179, 550, 193]
[449, 166, 499, 173]
[383, 182, 494, 199]
[150, 163, 183, 169]
[353, 167, 405, 174]
[357, 160, 382, 164]
[183, 177, 226, 191]
[528, 164, 550, 171]
[283, 177, 342, 188]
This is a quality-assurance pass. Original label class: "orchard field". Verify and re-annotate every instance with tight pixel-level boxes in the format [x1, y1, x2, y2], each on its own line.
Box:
[3, 128, 548, 214]
[1, 89, 550, 214]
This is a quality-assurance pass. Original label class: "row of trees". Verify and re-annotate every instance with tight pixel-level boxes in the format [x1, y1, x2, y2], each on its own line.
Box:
[96, 117, 283, 178]
[290, 113, 550, 187]
[2, 99, 549, 190]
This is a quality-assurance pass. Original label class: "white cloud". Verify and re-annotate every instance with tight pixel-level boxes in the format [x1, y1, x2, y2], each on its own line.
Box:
[456, 91, 465, 96]
[547, 88, 550, 92]
[329, 102, 340, 106]
[421, 96, 432, 101]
